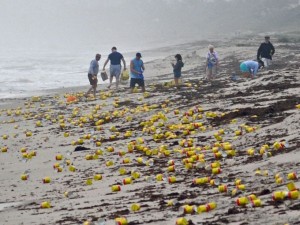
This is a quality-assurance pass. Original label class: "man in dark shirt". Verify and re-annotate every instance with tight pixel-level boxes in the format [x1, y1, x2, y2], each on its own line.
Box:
[103, 47, 126, 90]
[257, 36, 275, 69]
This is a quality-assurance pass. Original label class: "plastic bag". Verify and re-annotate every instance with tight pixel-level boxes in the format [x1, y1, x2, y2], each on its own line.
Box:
[121, 70, 129, 81]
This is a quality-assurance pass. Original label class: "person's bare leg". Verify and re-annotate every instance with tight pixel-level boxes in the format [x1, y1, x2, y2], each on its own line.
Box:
[175, 78, 179, 86]
[93, 84, 97, 97]
[108, 76, 113, 88]
[85, 86, 93, 97]
[116, 76, 120, 90]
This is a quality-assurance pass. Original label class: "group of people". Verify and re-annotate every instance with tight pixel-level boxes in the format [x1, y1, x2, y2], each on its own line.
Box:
[85, 36, 275, 97]
[240, 36, 275, 78]
[85, 47, 145, 97]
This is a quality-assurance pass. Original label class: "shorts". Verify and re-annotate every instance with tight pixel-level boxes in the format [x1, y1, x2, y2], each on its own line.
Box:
[130, 78, 145, 88]
[261, 58, 272, 68]
[88, 74, 98, 85]
[110, 65, 121, 78]
[174, 71, 181, 78]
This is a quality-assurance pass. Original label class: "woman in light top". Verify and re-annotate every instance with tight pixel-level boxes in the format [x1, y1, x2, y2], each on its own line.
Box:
[205, 45, 219, 80]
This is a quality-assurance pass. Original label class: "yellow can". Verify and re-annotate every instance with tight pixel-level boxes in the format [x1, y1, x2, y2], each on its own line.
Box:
[193, 177, 210, 185]
[111, 185, 121, 192]
[184, 163, 193, 170]
[85, 154, 93, 160]
[43, 177, 51, 183]
[106, 161, 114, 167]
[69, 165, 76, 172]
[218, 184, 228, 193]
[131, 203, 141, 212]
[176, 217, 189, 225]
[115, 217, 128, 225]
[287, 190, 299, 200]
[86, 179, 93, 185]
[156, 174, 164, 181]
[136, 157, 144, 164]
[236, 197, 249, 206]
[131, 171, 140, 179]
[119, 168, 127, 175]
[287, 172, 297, 180]
[251, 199, 262, 207]
[167, 165, 175, 172]
[235, 179, 242, 185]
[214, 152, 222, 159]
[206, 202, 217, 211]
[212, 168, 222, 175]
[182, 205, 194, 214]
[55, 154, 63, 160]
[287, 182, 297, 191]
[248, 194, 257, 201]
[94, 174, 102, 181]
[197, 205, 207, 213]
[41, 201, 51, 208]
[21, 174, 28, 180]
[168, 176, 176, 183]
[122, 158, 131, 164]
[272, 191, 286, 201]
[123, 177, 132, 185]
[236, 184, 246, 191]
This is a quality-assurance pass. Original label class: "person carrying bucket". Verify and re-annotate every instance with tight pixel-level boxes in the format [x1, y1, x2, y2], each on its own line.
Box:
[103, 46, 126, 90]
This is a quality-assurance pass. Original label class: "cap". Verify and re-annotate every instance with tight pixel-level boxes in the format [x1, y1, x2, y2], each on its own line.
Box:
[240, 63, 248, 72]
[136, 52, 142, 58]
[112, 46, 117, 50]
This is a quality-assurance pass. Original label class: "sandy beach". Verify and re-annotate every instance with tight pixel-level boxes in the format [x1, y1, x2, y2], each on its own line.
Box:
[0, 36, 300, 225]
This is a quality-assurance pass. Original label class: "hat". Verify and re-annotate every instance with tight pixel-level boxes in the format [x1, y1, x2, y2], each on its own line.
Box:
[265, 36, 270, 39]
[112, 46, 117, 50]
[136, 52, 142, 58]
[208, 44, 214, 50]
[240, 63, 248, 72]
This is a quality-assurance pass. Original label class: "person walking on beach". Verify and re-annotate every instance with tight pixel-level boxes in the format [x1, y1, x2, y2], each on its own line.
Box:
[205, 45, 219, 81]
[86, 53, 101, 98]
[171, 54, 184, 88]
[130, 52, 145, 93]
[102, 47, 126, 90]
[240, 60, 263, 79]
[257, 36, 275, 69]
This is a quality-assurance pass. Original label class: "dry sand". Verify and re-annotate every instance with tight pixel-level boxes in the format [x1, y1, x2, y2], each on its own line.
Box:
[0, 37, 300, 225]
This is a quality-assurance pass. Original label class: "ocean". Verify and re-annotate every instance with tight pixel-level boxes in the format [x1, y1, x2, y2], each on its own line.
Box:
[0, 47, 163, 99]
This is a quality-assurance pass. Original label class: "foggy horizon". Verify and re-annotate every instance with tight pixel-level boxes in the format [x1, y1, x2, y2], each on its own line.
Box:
[1, 0, 299, 53]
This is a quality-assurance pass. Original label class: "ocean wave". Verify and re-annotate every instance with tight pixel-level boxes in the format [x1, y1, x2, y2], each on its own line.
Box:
[13, 78, 34, 83]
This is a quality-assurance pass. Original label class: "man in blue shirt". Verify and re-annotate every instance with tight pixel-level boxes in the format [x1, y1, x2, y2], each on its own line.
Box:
[103, 47, 126, 90]
[86, 53, 101, 97]
[130, 52, 145, 93]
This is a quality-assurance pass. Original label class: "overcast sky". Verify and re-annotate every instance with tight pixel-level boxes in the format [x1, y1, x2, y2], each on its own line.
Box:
[1, 0, 299, 52]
